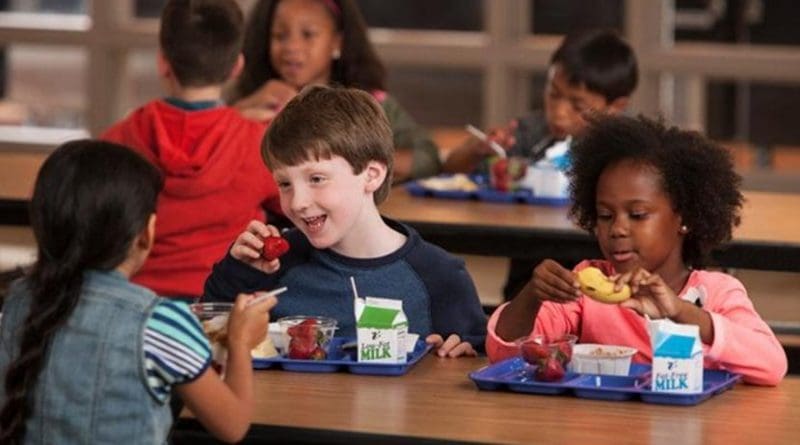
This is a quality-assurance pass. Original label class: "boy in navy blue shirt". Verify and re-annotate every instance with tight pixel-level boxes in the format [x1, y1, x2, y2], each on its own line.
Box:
[205, 86, 486, 357]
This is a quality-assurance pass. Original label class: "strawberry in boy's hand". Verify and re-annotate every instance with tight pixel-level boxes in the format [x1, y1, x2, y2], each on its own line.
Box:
[262, 235, 289, 261]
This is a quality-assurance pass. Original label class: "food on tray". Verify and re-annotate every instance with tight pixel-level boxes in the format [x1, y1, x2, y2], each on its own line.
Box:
[278, 316, 338, 360]
[262, 235, 290, 261]
[417, 174, 478, 192]
[518, 334, 577, 382]
[570, 343, 637, 376]
[197, 306, 279, 360]
[251, 336, 279, 358]
[489, 157, 527, 192]
[577, 266, 631, 304]
[586, 346, 634, 357]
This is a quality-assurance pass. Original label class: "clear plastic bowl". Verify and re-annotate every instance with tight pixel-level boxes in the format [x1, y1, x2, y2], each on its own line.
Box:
[517, 334, 578, 366]
[569, 343, 637, 376]
[277, 315, 338, 359]
[191, 302, 232, 318]
[190, 303, 235, 369]
[190, 302, 233, 337]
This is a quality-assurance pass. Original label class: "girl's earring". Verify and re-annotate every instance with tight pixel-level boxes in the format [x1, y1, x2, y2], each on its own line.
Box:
[332, 49, 341, 60]
[679, 225, 689, 234]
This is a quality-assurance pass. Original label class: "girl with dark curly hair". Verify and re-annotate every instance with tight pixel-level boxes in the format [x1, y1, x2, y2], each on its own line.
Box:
[486, 115, 787, 386]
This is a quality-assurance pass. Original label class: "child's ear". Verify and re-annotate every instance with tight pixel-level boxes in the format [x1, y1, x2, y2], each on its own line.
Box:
[363, 161, 388, 194]
[228, 53, 245, 80]
[156, 51, 173, 80]
[607, 96, 629, 115]
[136, 214, 157, 252]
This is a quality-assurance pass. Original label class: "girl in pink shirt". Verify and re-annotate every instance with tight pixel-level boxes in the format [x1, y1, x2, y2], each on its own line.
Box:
[487, 115, 787, 386]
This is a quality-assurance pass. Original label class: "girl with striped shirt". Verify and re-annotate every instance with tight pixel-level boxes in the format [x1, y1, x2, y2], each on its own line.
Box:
[0, 140, 277, 445]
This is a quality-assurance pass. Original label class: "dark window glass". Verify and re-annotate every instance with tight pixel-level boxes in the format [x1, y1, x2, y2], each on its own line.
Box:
[357, 0, 482, 31]
[707, 81, 800, 147]
[531, 0, 623, 34]
[135, 0, 166, 18]
[676, 0, 800, 45]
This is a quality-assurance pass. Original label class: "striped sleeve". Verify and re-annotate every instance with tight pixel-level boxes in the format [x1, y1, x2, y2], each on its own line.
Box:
[143, 300, 212, 402]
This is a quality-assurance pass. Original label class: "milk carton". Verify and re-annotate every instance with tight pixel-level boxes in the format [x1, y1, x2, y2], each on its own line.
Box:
[648, 318, 703, 393]
[355, 296, 408, 363]
[518, 136, 571, 199]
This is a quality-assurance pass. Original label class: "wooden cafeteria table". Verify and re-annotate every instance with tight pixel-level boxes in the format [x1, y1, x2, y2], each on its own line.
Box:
[380, 187, 800, 273]
[174, 355, 800, 445]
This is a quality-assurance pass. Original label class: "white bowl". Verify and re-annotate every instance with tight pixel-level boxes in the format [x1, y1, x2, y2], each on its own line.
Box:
[569, 344, 637, 376]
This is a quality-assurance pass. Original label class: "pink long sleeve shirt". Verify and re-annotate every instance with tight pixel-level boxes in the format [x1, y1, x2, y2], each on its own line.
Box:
[486, 260, 788, 386]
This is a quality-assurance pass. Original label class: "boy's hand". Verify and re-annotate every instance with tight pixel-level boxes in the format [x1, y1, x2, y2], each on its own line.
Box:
[426, 334, 477, 358]
[617, 268, 682, 319]
[230, 220, 282, 274]
[472, 120, 518, 157]
[226, 292, 278, 351]
[528, 259, 581, 304]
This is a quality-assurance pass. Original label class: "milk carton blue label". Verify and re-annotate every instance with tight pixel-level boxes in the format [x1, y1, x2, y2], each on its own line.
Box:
[648, 318, 703, 393]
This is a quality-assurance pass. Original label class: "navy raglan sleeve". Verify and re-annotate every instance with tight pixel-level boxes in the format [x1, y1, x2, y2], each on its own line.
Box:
[406, 244, 488, 352]
[203, 253, 278, 302]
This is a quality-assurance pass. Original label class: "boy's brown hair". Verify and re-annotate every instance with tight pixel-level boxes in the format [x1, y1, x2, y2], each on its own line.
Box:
[159, 0, 244, 87]
[262, 85, 394, 204]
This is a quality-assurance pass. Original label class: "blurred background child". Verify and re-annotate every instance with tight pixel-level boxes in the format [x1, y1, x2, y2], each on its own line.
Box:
[206, 86, 487, 357]
[444, 29, 639, 302]
[487, 115, 787, 386]
[230, 0, 441, 182]
[102, 0, 282, 300]
[0, 140, 276, 444]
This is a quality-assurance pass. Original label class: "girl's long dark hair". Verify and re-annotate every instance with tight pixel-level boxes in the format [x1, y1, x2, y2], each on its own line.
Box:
[0, 140, 162, 444]
[233, 0, 386, 101]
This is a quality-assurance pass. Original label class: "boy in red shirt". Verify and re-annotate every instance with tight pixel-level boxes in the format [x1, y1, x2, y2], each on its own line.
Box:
[103, 0, 281, 299]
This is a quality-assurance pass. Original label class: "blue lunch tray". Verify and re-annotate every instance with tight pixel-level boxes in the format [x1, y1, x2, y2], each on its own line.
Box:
[253, 337, 432, 376]
[405, 174, 570, 206]
[469, 357, 741, 406]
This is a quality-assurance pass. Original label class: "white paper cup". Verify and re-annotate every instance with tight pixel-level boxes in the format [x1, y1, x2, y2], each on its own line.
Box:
[569, 344, 637, 376]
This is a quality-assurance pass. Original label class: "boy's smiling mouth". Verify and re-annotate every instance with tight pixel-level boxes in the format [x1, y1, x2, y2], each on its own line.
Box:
[302, 215, 326, 233]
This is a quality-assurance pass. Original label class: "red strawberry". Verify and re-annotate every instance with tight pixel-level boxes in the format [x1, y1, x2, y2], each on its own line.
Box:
[555, 340, 573, 364]
[536, 357, 566, 382]
[520, 341, 550, 364]
[287, 319, 318, 340]
[491, 158, 510, 191]
[287, 336, 317, 359]
[262, 236, 290, 261]
[310, 346, 327, 360]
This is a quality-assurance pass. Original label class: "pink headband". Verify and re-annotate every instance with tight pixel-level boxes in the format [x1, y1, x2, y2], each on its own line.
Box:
[321, 0, 341, 18]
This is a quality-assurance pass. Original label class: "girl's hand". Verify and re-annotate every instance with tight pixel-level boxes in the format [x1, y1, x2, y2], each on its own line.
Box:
[234, 79, 297, 122]
[528, 259, 581, 304]
[226, 292, 278, 351]
[230, 220, 282, 274]
[426, 334, 477, 358]
[618, 269, 682, 319]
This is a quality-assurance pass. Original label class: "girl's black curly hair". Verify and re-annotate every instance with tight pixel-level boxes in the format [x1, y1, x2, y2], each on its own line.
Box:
[568, 114, 743, 269]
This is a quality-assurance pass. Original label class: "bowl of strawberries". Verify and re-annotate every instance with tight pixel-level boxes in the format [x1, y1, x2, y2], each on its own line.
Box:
[518, 334, 578, 382]
[277, 316, 337, 360]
